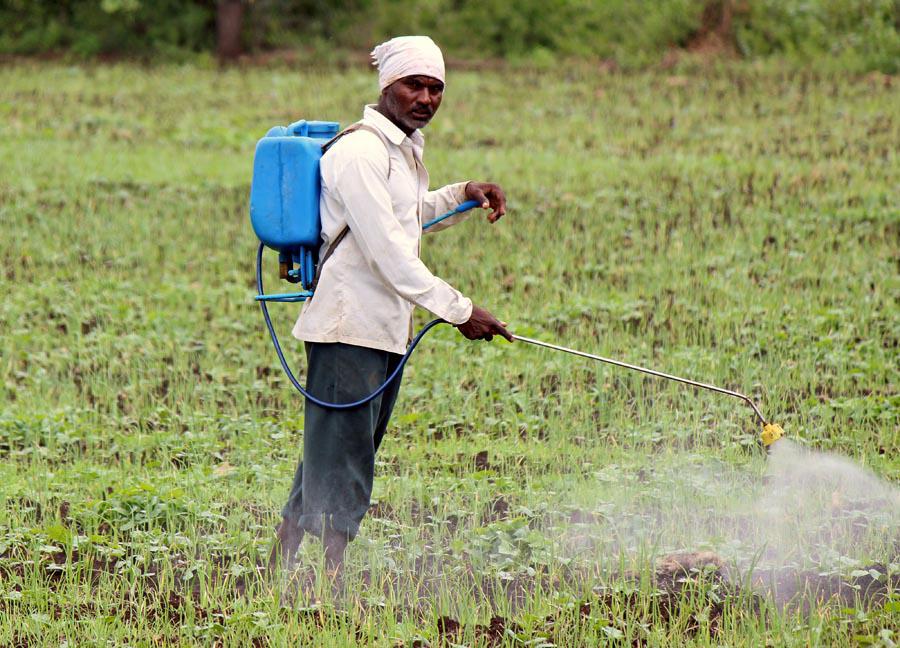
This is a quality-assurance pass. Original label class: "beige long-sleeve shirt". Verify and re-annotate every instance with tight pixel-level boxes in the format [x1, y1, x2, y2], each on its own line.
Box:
[291, 105, 474, 355]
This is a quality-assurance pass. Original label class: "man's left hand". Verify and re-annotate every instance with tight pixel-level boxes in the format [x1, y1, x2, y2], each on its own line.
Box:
[465, 182, 507, 223]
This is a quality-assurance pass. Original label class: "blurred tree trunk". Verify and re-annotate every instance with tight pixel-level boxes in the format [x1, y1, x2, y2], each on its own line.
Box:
[217, 0, 244, 61]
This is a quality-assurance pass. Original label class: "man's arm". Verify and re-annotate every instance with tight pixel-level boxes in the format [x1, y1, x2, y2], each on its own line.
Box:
[330, 143, 472, 325]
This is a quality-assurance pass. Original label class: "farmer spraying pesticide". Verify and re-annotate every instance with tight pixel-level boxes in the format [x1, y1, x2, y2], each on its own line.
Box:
[252, 35, 786, 581]
[267, 36, 512, 575]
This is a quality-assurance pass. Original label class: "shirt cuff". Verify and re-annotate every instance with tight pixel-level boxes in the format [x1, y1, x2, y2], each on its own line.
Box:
[448, 297, 474, 326]
[419, 281, 472, 325]
[452, 181, 471, 205]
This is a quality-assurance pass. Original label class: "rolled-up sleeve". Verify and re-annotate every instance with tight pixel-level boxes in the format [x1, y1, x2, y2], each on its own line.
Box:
[332, 153, 473, 325]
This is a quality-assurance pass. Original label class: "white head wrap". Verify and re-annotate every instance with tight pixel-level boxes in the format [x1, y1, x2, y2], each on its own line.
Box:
[371, 36, 445, 91]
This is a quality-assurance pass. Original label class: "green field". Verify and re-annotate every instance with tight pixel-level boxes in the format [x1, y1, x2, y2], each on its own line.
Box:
[1, 61, 898, 645]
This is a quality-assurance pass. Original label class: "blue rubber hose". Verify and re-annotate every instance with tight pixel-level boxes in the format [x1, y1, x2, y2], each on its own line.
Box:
[256, 242, 448, 409]
[421, 199, 481, 229]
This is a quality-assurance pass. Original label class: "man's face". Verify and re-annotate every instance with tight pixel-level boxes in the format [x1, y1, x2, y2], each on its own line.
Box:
[381, 75, 444, 133]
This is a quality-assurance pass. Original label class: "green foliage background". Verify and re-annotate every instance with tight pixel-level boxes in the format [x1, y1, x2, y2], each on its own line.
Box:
[1, 0, 898, 72]
[0, 0, 215, 58]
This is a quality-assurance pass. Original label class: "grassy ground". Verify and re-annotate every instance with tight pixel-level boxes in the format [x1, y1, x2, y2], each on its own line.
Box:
[0, 60, 897, 645]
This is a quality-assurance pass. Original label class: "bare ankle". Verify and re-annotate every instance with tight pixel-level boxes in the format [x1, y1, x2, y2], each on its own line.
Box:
[323, 530, 348, 570]
[267, 519, 304, 571]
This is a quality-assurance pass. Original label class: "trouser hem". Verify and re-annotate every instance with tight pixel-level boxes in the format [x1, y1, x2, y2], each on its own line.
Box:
[297, 513, 360, 541]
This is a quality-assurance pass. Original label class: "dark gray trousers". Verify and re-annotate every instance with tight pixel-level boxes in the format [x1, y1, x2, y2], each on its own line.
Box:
[281, 341, 404, 541]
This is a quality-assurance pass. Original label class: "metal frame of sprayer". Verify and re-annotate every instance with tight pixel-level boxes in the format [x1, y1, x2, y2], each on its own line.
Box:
[250, 118, 784, 446]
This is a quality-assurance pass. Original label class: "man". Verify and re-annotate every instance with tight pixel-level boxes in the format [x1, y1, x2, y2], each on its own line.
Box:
[270, 35, 512, 575]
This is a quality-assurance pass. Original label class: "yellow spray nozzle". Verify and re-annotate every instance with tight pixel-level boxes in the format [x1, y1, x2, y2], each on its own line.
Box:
[761, 423, 784, 447]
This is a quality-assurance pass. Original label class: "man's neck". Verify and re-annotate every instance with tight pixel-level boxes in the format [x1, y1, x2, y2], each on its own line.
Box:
[373, 104, 414, 137]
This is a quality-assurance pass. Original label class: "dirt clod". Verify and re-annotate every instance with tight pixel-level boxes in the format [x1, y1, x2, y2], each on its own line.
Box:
[436, 615, 462, 639]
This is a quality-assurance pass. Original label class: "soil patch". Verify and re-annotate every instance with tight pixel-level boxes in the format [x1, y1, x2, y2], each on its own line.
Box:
[429, 551, 898, 644]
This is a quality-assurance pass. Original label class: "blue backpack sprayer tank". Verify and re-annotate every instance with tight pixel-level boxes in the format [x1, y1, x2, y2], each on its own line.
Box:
[249, 119, 785, 447]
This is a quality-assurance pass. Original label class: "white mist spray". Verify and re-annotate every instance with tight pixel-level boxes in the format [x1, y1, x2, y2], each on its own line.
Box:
[760, 439, 899, 561]
[743, 439, 900, 603]
[560, 438, 899, 606]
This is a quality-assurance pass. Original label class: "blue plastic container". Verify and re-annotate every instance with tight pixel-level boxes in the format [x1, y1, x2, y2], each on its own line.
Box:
[250, 118, 481, 302]
[249, 119, 340, 254]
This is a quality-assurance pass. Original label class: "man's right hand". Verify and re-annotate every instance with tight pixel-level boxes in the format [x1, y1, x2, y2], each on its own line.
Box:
[455, 305, 514, 342]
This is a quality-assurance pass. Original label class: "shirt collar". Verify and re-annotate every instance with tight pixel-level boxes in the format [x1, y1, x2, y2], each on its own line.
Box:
[363, 104, 424, 147]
